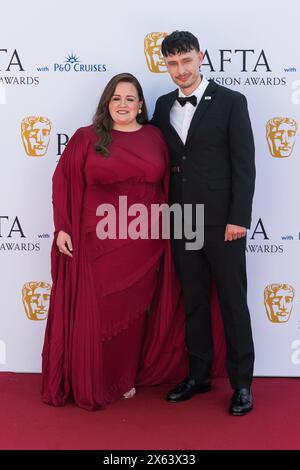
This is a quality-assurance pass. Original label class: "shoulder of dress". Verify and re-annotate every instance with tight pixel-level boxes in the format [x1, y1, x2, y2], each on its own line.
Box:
[145, 123, 163, 135]
[76, 124, 97, 137]
[145, 123, 158, 131]
[144, 124, 165, 140]
[72, 125, 98, 145]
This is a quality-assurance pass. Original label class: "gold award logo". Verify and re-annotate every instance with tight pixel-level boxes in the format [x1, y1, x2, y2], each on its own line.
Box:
[22, 281, 51, 320]
[266, 117, 298, 158]
[264, 283, 295, 323]
[144, 32, 168, 73]
[21, 116, 52, 157]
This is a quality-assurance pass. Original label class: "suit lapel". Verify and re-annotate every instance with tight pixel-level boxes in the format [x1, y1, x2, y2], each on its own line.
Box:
[185, 80, 218, 145]
[162, 89, 177, 124]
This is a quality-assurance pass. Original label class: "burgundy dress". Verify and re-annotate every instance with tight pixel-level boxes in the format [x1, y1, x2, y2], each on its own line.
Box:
[41, 124, 188, 410]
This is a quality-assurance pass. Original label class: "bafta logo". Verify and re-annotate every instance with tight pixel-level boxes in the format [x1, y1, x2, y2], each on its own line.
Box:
[264, 284, 295, 323]
[21, 116, 52, 157]
[22, 281, 51, 320]
[144, 32, 168, 73]
[266, 117, 298, 158]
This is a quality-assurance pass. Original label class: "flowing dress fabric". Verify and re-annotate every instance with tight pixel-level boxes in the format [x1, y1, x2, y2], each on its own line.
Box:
[41, 125, 188, 411]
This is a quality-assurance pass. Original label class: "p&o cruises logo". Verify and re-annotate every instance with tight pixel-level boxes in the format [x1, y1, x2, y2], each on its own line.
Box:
[53, 52, 107, 73]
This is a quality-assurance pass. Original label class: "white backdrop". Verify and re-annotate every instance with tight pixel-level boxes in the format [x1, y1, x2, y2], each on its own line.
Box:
[0, 0, 299, 375]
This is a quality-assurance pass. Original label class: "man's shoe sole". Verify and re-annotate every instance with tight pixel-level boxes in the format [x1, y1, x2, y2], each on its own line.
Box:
[230, 405, 253, 416]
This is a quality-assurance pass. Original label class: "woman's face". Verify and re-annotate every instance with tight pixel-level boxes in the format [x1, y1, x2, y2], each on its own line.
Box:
[108, 81, 143, 128]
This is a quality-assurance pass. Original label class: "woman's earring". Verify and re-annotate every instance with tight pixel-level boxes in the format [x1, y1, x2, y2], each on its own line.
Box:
[138, 108, 142, 114]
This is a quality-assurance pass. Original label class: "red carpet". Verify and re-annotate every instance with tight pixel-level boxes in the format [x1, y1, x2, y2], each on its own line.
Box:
[0, 373, 299, 450]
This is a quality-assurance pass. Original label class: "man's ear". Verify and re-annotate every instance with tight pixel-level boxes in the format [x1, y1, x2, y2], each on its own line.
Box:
[198, 51, 204, 67]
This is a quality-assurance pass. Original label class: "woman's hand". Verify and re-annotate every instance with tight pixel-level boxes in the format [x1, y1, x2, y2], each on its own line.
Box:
[56, 230, 73, 257]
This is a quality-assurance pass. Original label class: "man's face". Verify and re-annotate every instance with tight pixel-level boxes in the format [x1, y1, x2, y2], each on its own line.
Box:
[24, 285, 50, 320]
[164, 49, 203, 93]
[267, 121, 297, 158]
[22, 120, 51, 156]
[265, 287, 294, 323]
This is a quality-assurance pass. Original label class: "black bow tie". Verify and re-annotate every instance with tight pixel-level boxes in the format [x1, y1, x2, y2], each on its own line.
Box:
[177, 95, 197, 107]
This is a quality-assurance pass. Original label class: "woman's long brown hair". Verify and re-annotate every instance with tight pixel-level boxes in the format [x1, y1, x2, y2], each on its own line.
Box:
[93, 73, 148, 156]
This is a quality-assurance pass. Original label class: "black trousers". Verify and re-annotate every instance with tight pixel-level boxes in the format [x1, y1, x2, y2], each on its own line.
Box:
[171, 226, 254, 390]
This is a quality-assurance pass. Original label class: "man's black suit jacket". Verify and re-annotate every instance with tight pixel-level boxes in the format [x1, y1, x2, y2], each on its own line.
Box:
[151, 80, 255, 228]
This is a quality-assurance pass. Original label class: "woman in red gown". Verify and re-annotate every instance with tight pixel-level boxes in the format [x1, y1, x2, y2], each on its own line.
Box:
[41, 73, 188, 410]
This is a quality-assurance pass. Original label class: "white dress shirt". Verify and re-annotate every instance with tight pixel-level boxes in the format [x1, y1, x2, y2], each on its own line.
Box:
[170, 76, 209, 144]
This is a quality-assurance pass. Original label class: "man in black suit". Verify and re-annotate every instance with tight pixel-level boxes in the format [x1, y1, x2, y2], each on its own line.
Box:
[151, 31, 255, 415]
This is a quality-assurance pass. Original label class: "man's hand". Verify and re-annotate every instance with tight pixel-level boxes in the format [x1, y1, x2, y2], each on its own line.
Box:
[56, 230, 73, 257]
[224, 224, 247, 242]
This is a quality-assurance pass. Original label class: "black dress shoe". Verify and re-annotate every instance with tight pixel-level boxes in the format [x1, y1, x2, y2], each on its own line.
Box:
[166, 377, 211, 403]
[230, 388, 253, 416]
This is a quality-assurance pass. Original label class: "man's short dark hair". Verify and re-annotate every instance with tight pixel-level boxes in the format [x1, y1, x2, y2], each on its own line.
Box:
[161, 31, 200, 57]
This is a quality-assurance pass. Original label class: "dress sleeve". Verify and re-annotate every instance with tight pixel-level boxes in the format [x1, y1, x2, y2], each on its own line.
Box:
[42, 128, 91, 405]
[52, 128, 88, 237]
